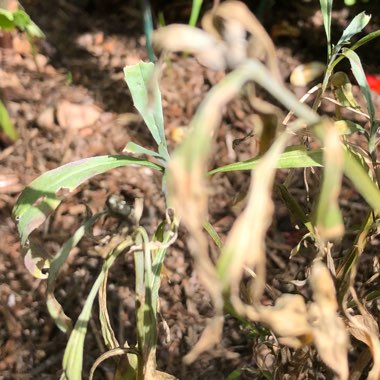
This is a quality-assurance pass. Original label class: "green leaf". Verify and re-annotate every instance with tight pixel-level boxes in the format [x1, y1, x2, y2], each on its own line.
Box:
[329, 30, 380, 75]
[61, 238, 133, 380]
[47, 214, 103, 332]
[189, 0, 203, 27]
[209, 147, 324, 175]
[0, 100, 18, 141]
[13, 155, 163, 246]
[0, 8, 44, 37]
[0, 8, 15, 30]
[336, 12, 371, 53]
[342, 49, 377, 152]
[322, 29, 380, 97]
[25, 20, 44, 38]
[12, 10, 31, 30]
[319, 0, 333, 58]
[123, 62, 169, 161]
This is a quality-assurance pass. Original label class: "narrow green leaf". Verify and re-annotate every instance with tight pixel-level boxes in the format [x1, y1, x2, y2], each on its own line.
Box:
[12, 155, 163, 246]
[61, 238, 132, 380]
[319, 0, 333, 58]
[0, 100, 18, 141]
[329, 30, 380, 75]
[322, 12, 372, 97]
[189, 0, 203, 27]
[209, 147, 324, 175]
[342, 49, 377, 152]
[124, 62, 169, 160]
[47, 213, 103, 332]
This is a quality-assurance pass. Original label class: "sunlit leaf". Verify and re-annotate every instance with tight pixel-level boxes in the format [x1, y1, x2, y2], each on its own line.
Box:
[329, 30, 380, 74]
[336, 12, 371, 52]
[0, 8, 16, 30]
[12, 155, 163, 246]
[209, 147, 324, 175]
[124, 62, 169, 160]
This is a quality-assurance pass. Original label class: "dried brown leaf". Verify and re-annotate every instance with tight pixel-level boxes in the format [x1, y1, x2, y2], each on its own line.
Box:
[309, 261, 349, 380]
[219, 127, 298, 307]
[211, 0, 281, 80]
[259, 294, 313, 348]
[152, 24, 227, 71]
[347, 309, 380, 380]
[153, 1, 280, 77]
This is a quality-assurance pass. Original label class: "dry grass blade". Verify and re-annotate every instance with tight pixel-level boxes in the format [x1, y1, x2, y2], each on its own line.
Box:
[89, 347, 140, 380]
[218, 125, 301, 313]
[169, 55, 319, 360]
[309, 261, 349, 380]
[99, 270, 119, 350]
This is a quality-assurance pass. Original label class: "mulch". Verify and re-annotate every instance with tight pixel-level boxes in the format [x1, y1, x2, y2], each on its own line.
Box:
[1, 0, 380, 379]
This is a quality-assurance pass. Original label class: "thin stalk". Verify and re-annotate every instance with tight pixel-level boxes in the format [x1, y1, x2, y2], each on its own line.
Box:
[140, 0, 155, 62]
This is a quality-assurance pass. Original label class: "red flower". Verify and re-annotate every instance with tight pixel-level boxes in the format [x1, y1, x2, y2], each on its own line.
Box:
[365, 74, 380, 94]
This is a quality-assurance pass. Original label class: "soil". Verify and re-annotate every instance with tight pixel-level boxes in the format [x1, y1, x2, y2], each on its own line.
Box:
[1, 0, 380, 379]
